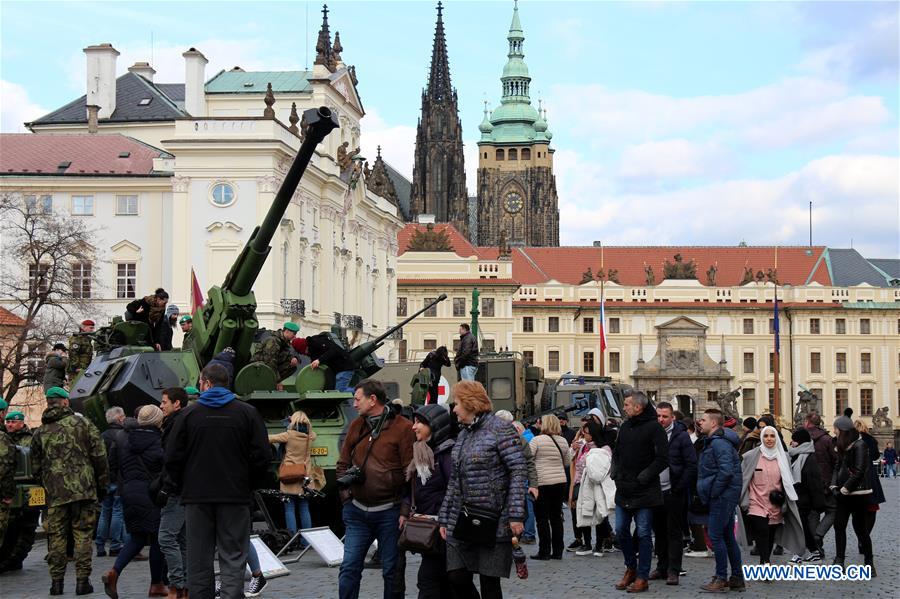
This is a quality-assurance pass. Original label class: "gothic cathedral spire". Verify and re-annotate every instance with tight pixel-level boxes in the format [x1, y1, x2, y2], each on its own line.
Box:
[314, 4, 337, 72]
[410, 1, 469, 237]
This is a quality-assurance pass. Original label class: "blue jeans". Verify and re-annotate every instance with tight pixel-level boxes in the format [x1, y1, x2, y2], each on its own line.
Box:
[158, 495, 187, 588]
[335, 370, 355, 393]
[707, 498, 742, 580]
[885, 463, 896, 477]
[459, 365, 477, 381]
[339, 502, 401, 599]
[284, 497, 312, 539]
[96, 484, 125, 551]
[615, 505, 654, 580]
[524, 491, 537, 540]
[247, 538, 261, 573]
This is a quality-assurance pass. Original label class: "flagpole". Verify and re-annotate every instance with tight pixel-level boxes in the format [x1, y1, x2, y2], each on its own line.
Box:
[599, 243, 606, 376]
[773, 247, 780, 417]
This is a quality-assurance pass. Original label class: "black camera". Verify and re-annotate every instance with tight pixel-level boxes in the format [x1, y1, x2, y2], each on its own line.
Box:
[337, 465, 366, 487]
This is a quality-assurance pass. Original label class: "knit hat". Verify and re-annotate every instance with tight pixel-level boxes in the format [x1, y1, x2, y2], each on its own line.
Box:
[53, 343, 67, 351]
[833, 414, 855, 432]
[45, 387, 69, 400]
[283, 322, 300, 333]
[184, 386, 200, 396]
[166, 304, 180, 317]
[291, 337, 308, 354]
[137, 405, 164, 428]
[81, 319, 95, 326]
[742, 417, 758, 430]
[415, 404, 452, 447]
[4, 411, 24, 421]
[724, 417, 738, 428]
[791, 428, 811, 444]
[179, 315, 192, 325]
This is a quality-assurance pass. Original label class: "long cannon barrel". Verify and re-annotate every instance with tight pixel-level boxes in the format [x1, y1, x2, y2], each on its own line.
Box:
[348, 294, 447, 364]
[225, 107, 339, 296]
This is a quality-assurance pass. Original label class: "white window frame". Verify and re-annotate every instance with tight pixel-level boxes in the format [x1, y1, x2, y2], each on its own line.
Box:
[71, 195, 94, 216]
[116, 262, 137, 299]
[116, 194, 139, 215]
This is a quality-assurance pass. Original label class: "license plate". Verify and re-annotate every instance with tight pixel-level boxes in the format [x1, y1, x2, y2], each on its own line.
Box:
[28, 487, 46, 507]
[310, 447, 328, 456]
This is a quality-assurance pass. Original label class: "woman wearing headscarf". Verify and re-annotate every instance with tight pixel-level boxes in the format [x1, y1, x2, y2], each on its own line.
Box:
[787, 428, 825, 562]
[438, 381, 527, 599]
[400, 404, 455, 599]
[268, 410, 315, 540]
[737, 426, 805, 564]
[830, 413, 874, 574]
[102, 405, 167, 598]
[574, 421, 616, 556]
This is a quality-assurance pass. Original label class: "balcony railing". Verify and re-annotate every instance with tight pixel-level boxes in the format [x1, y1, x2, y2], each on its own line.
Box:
[333, 312, 364, 331]
[280, 298, 306, 317]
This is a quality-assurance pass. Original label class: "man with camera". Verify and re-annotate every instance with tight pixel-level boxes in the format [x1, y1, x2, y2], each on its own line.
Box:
[336, 379, 414, 599]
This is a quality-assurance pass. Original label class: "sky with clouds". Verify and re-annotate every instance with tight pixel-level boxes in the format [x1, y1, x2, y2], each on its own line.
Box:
[1, 1, 897, 257]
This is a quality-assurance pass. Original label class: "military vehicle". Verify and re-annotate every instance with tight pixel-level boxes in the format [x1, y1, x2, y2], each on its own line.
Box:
[539, 374, 632, 427]
[0, 445, 42, 572]
[474, 350, 546, 419]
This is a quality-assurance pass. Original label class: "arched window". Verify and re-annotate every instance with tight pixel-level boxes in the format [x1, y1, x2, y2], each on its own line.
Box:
[496, 149, 505, 161]
[508, 148, 518, 160]
[483, 152, 488, 159]
[521, 148, 531, 160]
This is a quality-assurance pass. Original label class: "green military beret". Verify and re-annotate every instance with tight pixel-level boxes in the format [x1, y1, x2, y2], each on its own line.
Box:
[283, 322, 300, 333]
[180, 315, 193, 324]
[4, 411, 24, 421]
[0, 397, 7, 410]
[45, 387, 69, 399]
[184, 386, 200, 396]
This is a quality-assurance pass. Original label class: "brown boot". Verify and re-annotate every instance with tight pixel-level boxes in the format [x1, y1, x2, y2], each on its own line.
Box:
[167, 586, 178, 599]
[149, 583, 169, 597]
[666, 573, 679, 585]
[615, 568, 637, 590]
[627, 579, 649, 593]
[700, 576, 729, 593]
[102, 569, 119, 599]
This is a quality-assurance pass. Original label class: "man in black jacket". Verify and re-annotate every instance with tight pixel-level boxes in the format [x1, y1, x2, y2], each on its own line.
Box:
[804, 411, 836, 561]
[611, 391, 668, 593]
[95, 407, 127, 557]
[650, 402, 696, 585]
[158, 387, 189, 597]
[453, 324, 478, 380]
[165, 364, 270, 599]
[304, 332, 356, 392]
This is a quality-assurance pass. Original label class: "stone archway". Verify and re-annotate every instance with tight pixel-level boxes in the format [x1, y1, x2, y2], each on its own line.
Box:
[675, 394, 694, 417]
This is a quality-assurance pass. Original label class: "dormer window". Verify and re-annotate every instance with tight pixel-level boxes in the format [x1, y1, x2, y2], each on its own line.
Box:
[138, 98, 152, 106]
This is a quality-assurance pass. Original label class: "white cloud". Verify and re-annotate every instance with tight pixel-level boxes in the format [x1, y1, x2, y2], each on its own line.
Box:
[558, 154, 899, 257]
[548, 77, 889, 151]
[798, 10, 899, 82]
[359, 108, 416, 180]
[619, 139, 731, 180]
[0, 80, 49, 132]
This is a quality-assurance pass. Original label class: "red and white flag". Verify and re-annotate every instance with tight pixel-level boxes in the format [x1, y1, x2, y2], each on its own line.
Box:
[599, 292, 607, 355]
[191, 268, 205, 314]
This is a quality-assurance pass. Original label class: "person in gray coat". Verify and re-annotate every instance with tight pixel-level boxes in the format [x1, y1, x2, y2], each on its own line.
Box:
[43, 344, 68, 391]
[439, 381, 526, 599]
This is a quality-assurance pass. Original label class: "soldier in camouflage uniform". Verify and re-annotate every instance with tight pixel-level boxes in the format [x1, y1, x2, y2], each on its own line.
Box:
[251, 321, 300, 382]
[31, 386, 108, 596]
[0, 427, 15, 548]
[179, 314, 194, 351]
[67, 320, 95, 378]
[0, 411, 39, 573]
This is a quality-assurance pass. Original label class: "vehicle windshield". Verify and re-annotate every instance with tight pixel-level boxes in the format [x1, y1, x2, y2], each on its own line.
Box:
[603, 389, 622, 417]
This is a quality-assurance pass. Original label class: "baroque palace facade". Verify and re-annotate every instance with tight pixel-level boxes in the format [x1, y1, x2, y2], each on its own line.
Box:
[397, 223, 900, 431]
[0, 6, 403, 355]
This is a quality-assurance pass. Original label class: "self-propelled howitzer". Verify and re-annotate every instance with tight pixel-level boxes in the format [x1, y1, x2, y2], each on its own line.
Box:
[68, 107, 338, 424]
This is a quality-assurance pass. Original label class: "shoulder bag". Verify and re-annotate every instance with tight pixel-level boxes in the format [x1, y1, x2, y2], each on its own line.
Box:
[452, 429, 500, 546]
[550, 434, 570, 485]
[398, 477, 441, 554]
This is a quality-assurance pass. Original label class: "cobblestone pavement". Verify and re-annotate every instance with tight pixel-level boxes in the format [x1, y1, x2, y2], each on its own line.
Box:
[2, 479, 897, 598]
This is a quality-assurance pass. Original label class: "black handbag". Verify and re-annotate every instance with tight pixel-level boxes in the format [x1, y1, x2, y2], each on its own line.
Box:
[769, 489, 786, 506]
[453, 502, 500, 546]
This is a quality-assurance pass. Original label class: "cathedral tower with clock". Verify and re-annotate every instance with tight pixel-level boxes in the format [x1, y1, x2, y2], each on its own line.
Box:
[475, 1, 559, 247]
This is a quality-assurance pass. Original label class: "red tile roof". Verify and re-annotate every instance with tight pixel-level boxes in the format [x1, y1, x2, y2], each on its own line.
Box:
[0, 134, 171, 176]
[0, 306, 25, 326]
[398, 225, 831, 288]
[513, 301, 841, 310]
[397, 224, 478, 257]
[398, 278, 519, 286]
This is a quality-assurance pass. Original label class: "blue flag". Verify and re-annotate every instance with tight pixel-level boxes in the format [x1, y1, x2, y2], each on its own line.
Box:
[773, 295, 780, 354]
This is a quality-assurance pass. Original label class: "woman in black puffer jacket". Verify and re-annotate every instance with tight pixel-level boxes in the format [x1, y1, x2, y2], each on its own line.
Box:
[102, 405, 166, 598]
[439, 381, 527, 599]
[402, 404, 455, 599]
[829, 414, 873, 574]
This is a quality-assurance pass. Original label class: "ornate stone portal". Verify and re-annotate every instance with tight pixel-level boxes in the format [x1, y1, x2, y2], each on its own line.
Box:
[632, 316, 732, 417]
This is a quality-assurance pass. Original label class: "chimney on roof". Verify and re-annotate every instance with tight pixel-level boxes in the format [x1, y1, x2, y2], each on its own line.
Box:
[84, 43, 119, 120]
[182, 47, 208, 117]
[128, 61, 156, 82]
[86, 105, 99, 133]
[416, 214, 436, 224]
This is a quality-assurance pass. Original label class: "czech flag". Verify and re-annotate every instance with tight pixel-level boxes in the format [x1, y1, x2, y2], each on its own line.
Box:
[191, 268, 205, 314]
[599, 294, 607, 354]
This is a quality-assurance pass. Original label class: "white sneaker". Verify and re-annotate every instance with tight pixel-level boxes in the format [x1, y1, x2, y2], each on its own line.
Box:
[592, 549, 604, 557]
[789, 554, 803, 564]
[685, 549, 713, 558]
[575, 545, 593, 556]
[245, 573, 268, 597]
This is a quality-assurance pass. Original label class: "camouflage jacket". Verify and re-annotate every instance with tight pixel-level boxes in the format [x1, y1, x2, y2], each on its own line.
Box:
[31, 406, 108, 507]
[0, 432, 15, 500]
[8, 425, 33, 447]
[42, 353, 68, 390]
[182, 330, 194, 352]
[67, 333, 94, 374]
[251, 331, 295, 381]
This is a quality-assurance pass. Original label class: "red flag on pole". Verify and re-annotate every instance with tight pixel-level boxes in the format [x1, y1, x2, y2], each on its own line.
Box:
[191, 268, 205, 313]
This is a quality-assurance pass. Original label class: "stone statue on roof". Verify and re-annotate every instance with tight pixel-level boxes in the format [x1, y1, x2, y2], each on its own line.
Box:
[644, 264, 656, 286]
[580, 267, 594, 284]
[337, 141, 360, 172]
[499, 229, 511, 259]
[706, 264, 718, 286]
[406, 222, 454, 252]
[663, 253, 697, 280]
[741, 266, 754, 285]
